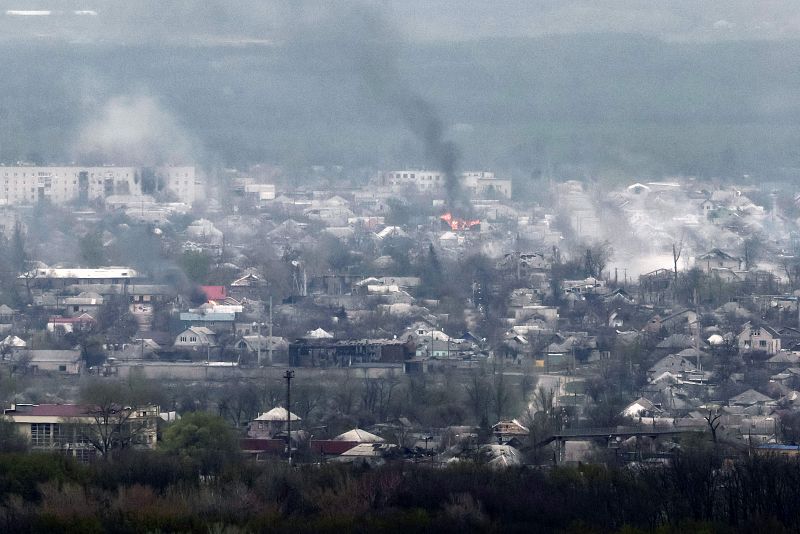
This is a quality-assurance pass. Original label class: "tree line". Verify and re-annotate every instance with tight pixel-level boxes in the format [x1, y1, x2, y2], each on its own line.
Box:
[0, 443, 799, 532]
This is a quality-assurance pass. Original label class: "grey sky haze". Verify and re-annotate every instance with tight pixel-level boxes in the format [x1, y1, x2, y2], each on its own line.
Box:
[3, 2, 800, 45]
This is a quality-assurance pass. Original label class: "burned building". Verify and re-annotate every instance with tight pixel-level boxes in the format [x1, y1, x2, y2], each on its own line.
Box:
[288, 338, 414, 368]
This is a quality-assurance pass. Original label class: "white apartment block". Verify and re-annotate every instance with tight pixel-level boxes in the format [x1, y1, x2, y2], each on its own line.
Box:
[0, 165, 199, 206]
[380, 170, 512, 198]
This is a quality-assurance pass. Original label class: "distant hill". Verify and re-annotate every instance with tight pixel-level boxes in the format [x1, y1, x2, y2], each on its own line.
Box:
[2, 34, 800, 179]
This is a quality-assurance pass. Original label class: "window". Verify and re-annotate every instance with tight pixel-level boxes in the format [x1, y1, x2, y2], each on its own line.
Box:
[74, 448, 95, 463]
[180, 336, 187, 342]
[31, 423, 51, 446]
[760, 340, 767, 348]
[58, 365, 67, 372]
[52, 424, 64, 445]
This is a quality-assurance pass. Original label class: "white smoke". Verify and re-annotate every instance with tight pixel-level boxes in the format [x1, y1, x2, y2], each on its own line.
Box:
[73, 94, 198, 166]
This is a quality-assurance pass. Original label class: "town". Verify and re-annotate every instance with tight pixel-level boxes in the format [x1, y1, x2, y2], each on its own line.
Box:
[1, 162, 799, 470]
[7, 2, 800, 531]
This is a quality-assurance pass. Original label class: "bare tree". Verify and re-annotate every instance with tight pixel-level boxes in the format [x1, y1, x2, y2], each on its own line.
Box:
[783, 258, 800, 289]
[333, 371, 360, 416]
[72, 379, 155, 458]
[704, 407, 722, 444]
[465, 370, 492, 428]
[672, 239, 683, 283]
[294, 383, 324, 422]
[218, 382, 260, 429]
[491, 368, 512, 421]
[584, 241, 613, 279]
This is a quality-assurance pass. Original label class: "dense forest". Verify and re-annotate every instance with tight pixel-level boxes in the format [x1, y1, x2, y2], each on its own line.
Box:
[3, 35, 800, 179]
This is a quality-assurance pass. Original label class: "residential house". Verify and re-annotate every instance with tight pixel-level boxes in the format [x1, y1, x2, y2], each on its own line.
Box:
[200, 286, 227, 302]
[229, 272, 267, 300]
[63, 292, 103, 317]
[248, 407, 300, 439]
[174, 326, 218, 350]
[697, 249, 741, 273]
[563, 277, 606, 296]
[621, 397, 663, 419]
[648, 354, 698, 383]
[15, 349, 82, 374]
[234, 335, 288, 363]
[46, 313, 96, 334]
[728, 389, 775, 409]
[20, 267, 139, 290]
[700, 199, 715, 215]
[179, 310, 236, 333]
[0, 304, 17, 332]
[738, 323, 781, 355]
[0, 335, 26, 349]
[492, 420, 529, 442]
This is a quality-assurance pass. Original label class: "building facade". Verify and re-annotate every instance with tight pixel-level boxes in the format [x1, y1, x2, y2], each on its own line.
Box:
[379, 170, 512, 198]
[3, 403, 159, 462]
[0, 165, 198, 206]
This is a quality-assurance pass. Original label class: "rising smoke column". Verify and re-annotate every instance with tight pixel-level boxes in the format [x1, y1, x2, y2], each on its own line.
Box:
[355, 12, 472, 217]
[296, 5, 472, 215]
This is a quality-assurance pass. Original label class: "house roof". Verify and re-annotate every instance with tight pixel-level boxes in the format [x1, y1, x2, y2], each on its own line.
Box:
[0, 335, 25, 347]
[254, 406, 300, 422]
[180, 312, 235, 322]
[231, 273, 262, 287]
[649, 354, 697, 375]
[339, 442, 396, 457]
[729, 389, 773, 405]
[25, 267, 138, 280]
[698, 248, 739, 261]
[375, 226, 408, 239]
[768, 352, 800, 364]
[49, 314, 96, 324]
[5, 404, 90, 417]
[740, 322, 781, 338]
[184, 326, 216, 336]
[200, 286, 227, 301]
[20, 350, 81, 363]
[239, 335, 286, 349]
[334, 428, 385, 443]
[656, 334, 695, 349]
[305, 327, 333, 339]
[492, 419, 530, 435]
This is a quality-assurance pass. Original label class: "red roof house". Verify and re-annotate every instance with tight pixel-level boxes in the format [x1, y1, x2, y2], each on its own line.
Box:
[200, 286, 227, 301]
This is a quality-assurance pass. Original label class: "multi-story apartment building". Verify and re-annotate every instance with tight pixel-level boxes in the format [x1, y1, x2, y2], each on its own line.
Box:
[0, 165, 199, 205]
[379, 170, 512, 198]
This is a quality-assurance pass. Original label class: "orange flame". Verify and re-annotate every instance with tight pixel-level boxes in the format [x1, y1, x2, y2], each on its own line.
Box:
[440, 212, 480, 231]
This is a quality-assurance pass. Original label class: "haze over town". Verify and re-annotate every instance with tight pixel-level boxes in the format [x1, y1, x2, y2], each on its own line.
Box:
[3, 2, 800, 532]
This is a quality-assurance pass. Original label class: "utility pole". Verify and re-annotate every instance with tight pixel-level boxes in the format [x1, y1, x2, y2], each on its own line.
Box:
[254, 321, 261, 366]
[284, 369, 295, 465]
[268, 296, 273, 366]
